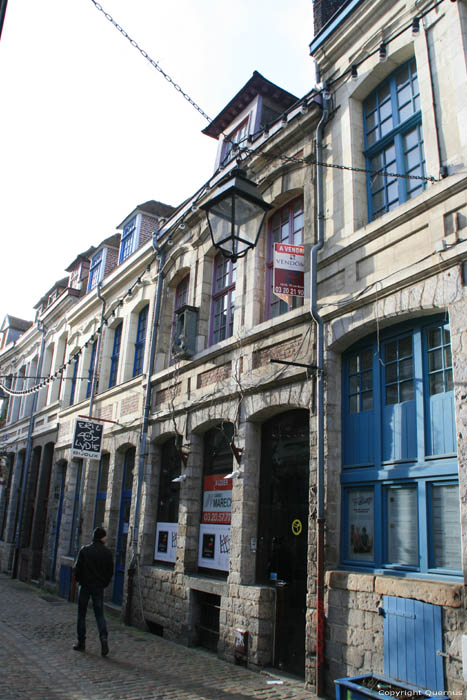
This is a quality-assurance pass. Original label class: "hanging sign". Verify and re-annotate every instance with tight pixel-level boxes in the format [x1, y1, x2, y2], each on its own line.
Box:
[273, 243, 305, 303]
[71, 419, 103, 460]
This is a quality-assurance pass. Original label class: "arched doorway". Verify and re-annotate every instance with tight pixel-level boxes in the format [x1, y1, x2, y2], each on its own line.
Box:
[256, 409, 309, 677]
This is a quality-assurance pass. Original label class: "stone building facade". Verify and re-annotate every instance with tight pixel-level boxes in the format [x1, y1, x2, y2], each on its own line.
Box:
[0, 1, 466, 696]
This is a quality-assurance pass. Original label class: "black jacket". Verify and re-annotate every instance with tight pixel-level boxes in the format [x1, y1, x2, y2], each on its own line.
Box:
[73, 540, 114, 589]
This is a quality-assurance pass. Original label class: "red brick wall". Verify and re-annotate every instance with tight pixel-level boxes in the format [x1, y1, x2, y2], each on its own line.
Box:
[252, 336, 303, 369]
[197, 362, 232, 389]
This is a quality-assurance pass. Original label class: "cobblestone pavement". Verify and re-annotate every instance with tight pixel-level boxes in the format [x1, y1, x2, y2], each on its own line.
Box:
[0, 574, 318, 700]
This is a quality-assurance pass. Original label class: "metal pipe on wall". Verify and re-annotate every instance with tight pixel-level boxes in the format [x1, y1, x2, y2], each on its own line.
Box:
[125, 231, 170, 626]
[311, 84, 331, 697]
[12, 321, 47, 578]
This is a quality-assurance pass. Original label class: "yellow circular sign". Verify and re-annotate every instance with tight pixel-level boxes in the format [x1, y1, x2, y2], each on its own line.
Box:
[291, 519, 302, 536]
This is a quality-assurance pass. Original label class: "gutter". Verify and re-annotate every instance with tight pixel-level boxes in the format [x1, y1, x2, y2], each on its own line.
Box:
[311, 83, 331, 697]
[125, 231, 170, 626]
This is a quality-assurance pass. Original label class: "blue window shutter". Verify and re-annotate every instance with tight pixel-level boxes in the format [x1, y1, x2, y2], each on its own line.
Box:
[383, 595, 444, 691]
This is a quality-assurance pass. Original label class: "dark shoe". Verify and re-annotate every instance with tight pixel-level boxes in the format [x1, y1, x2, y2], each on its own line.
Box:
[101, 639, 109, 657]
[73, 643, 85, 652]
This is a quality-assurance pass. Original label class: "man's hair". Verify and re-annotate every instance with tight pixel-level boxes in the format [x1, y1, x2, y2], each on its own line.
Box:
[93, 527, 107, 541]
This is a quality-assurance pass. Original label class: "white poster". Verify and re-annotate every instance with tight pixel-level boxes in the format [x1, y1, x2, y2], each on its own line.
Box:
[348, 488, 374, 561]
[198, 523, 230, 571]
[155, 522, 178, 563]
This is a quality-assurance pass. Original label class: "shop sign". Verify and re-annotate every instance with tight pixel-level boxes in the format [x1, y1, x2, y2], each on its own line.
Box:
[273, 243, 305, 302]
[71, 419, 103, 460]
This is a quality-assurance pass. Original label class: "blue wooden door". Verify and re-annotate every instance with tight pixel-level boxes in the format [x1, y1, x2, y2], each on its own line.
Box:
[113, 448, 134, 605]
[383, 595, 444, 691]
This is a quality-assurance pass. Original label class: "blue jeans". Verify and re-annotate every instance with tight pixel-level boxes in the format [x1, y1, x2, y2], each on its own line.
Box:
[77, 585, 108, 644]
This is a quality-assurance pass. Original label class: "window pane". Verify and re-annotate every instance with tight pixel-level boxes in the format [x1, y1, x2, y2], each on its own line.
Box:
[349, 375, 359, 393]
[431, 484, 462, 569]
[386, 384, 398, 405]
[385, 363, 397, 383]
[445, 369, 453, 392]
[361, 350, 373, 370]
[361, 392, 373, 411]
[428, 348, 442, 371]
[385, 342, 397, 363]
[399, 357, 413, 380]
[429, 372, 444, 395]
[444, 346, 452, 368]
[428, 327, 441, 348]
[361, 371, 372, 391]
[400, 380, 414, 402]
[349, 356, 358, 373]
[386, 486, 419, 566]
[399, 336, 412, 358]
[350, 395, 359, 414]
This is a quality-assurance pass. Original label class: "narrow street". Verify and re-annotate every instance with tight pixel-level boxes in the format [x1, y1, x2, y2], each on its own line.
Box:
[0, 574, 318, 700]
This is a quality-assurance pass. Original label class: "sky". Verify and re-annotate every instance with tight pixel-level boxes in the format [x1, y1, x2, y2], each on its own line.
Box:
[0, 0, 315, 322]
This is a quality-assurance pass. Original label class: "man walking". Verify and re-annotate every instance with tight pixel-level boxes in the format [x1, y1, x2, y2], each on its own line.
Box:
[72, 527, 114, 656]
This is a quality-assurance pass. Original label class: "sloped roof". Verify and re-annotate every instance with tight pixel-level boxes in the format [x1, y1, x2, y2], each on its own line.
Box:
[65, 247, 96, 272]
[1, 315, 32, 332]
[34, 277, 69, 309]
[202, 71, 299, 140]
[117, 200, 176, 229]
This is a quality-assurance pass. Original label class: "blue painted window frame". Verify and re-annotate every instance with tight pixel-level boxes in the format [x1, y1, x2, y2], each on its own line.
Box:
[363, 59, 426, 221]
[108, 322, 122, 388]
[119, 216, 138, 264]
[341, 316, 460, 578]
[69, 460, 83, 556]
[69, 354, 79, 406]
[94, 453, 109, 529]
[266, 197, 304, 320]
[85, 342, 97, 399]
[87, 249, 104, 291]
[133, 306, 148, 377]
[210, 255, 236, 346]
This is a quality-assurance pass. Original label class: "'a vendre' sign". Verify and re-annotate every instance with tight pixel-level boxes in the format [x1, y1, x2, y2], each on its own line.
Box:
[273, 243, 305, 301]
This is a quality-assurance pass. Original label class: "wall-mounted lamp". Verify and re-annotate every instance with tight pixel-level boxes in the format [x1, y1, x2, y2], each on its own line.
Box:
[412, 18, 420, 35]
[172, 474, 188, 483]
[224, 469, 242, 480]
[379, 43, 387, 62]
[200, 167, 272, 262]
[351, 65, 358, 80]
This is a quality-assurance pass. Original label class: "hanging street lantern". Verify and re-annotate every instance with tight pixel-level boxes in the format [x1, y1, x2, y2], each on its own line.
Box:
[200, 167, 273, 261]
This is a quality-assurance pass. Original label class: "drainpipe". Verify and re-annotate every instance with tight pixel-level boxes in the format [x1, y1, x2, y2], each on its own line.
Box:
[311, 84, 331, 697]
[12, 320, 47, 578]
[125, 232, 169, 626]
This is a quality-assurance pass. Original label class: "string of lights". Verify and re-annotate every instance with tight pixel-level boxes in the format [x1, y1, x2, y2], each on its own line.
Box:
[327, 0, 446, 89]
[0, 253, 159, 397]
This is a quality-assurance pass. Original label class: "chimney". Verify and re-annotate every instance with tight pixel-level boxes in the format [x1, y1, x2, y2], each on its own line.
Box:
[313, 0, 349, 35]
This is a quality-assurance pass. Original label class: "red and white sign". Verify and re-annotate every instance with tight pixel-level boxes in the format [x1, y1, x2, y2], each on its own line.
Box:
[273, 243, 305, 301]
[201, 474, 232, 525]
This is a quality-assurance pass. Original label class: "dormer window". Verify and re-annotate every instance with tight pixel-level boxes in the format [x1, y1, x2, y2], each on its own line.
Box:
[119, 216, 138, 263]
[87, 249, 106, 292]
[221, 118, 250, 166]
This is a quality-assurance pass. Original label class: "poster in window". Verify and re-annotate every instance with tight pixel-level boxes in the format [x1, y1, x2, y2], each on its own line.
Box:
[154, 522, 178, 563]
[198, 474, 232, 571]
[202, 533, 215, 559]
[348, 488, 374, 561]
[273, 243, 305, 303]
[432, 484, 462, 570]
[386, 486, 418, 566]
